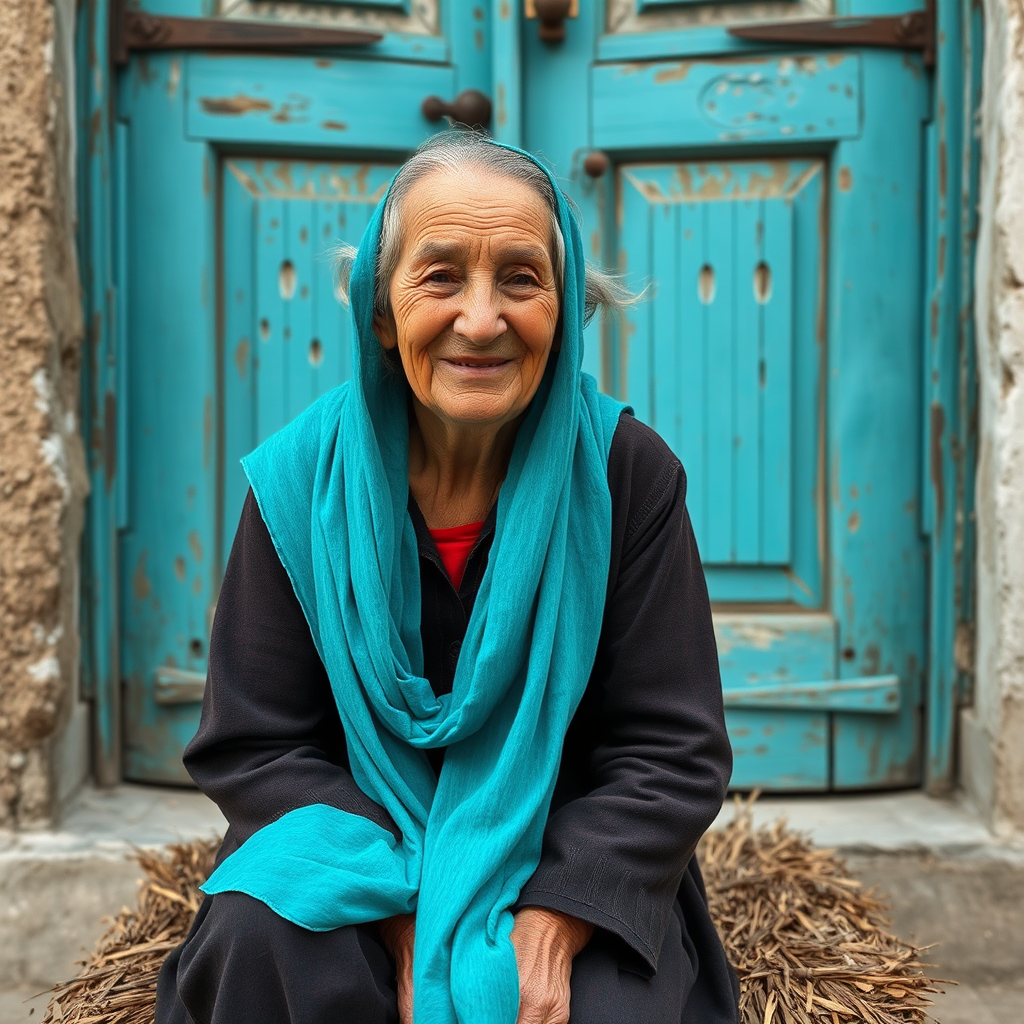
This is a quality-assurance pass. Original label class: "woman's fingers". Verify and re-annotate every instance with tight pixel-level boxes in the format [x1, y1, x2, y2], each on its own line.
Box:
[396, 964, 415, 1024]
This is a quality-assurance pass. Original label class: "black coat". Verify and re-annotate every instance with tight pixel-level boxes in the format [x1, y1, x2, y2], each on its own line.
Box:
[156, 413, 739, 1024]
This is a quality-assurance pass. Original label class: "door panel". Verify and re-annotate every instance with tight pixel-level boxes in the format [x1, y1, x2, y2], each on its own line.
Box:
[620, 160, 823, 607]
[223, 158, 396, 549]
[593, 55, 860, 148]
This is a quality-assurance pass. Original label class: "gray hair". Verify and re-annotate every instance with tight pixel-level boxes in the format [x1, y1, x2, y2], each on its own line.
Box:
[333, 130, 635, 327]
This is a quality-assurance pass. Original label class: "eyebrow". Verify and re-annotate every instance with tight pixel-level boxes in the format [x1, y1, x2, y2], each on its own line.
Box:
[409, 239, 551, 267]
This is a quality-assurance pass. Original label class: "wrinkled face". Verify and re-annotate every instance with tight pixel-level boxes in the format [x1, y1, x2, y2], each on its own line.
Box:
[373, 167, 560, 430]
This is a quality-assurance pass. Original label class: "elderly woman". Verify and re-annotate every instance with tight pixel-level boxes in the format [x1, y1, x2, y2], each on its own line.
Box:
[155, 131, 737, 1024]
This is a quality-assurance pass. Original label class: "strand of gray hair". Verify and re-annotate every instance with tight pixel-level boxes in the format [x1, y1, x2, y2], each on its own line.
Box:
[332, 130, 637, 328]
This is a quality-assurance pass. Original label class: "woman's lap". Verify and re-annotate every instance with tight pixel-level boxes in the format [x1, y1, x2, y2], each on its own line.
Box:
[155, 890, 733, 1024]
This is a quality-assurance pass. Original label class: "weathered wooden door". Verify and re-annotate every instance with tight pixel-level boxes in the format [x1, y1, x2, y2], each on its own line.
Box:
[116, 0, 932, 790]
[514, 1, 929, 789]
[116, 0, 482, 783]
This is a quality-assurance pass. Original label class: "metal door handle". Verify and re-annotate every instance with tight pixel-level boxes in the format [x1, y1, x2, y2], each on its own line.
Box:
[112, 0, 382, 66]
[728, 0, 934, 67]
[421, 90, 493, 129]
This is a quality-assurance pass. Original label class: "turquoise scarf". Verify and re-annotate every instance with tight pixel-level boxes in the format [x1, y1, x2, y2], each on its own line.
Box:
[202, 142, 625, 1023]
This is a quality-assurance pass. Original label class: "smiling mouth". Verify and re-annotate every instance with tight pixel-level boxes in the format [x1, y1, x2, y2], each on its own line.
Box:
[442, 357, 512, 369]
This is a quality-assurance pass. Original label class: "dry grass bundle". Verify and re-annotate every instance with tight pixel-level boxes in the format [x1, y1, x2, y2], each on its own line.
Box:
[702, 798, 943, 1023]
[43, 838, 218, 1023]
[43, 809, 943, 1023]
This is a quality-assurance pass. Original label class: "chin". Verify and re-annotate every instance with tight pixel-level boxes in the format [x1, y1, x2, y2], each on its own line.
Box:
[437, 396, 520, 426]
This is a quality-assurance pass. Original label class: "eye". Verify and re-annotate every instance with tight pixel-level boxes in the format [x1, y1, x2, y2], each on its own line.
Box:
[506, 271, 540, 288]
[426, 269, 457, 285]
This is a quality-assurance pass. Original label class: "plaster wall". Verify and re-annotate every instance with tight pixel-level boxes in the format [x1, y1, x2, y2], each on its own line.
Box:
[0, 0, 89, 828]
[967, 0, 1024, 834]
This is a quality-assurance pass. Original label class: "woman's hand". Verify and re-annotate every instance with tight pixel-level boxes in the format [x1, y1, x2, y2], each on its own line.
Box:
[379, 913, 416, 1024]
[511, 907, 594, 1024]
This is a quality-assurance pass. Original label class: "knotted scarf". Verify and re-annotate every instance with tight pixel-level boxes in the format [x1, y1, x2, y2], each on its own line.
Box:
[202, 140, 625, 1023]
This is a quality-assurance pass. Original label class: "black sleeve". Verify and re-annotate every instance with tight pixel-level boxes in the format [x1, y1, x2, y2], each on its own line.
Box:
[184, 489, 400, 846]
[514, 416, 733, 976]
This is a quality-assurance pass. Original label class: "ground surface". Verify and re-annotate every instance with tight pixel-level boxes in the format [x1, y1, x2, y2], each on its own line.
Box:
[1, 981, 1022, 1023]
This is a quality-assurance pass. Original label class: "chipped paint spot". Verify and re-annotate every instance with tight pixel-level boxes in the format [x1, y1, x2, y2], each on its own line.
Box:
[314, 59, 333, 68]
[200, 95, 273, 116]
[174, 556, 187, 582]
[496, 83, 507, 128]
[848, 510, 861, 533]
[930, 401, 946, 529]
[234, 338, 250, 379]
[591, 230, 601, 258]
[103, 390, 116, 491]
[134, 551, 152, 601]
[837, 166, 853, 192]
[321, 120, 348, 132]
[475, 29, 484, 50]
[279, 260, 297, 300]
[193, 576, 203, 596]
[188, 531, 204, 563]
[203, 396, 213, 470]
[166, 59, 181, 100]
[654, 64, 690, 85]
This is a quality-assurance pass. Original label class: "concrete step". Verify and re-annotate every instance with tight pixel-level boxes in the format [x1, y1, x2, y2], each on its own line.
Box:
[0, 786, 1021, 1019]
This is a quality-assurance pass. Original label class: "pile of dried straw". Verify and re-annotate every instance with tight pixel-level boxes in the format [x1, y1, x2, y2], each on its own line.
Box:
[42, 803, 942, 1023]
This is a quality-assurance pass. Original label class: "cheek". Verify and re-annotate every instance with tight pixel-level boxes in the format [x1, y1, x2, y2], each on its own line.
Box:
[514, 297, 560, 364]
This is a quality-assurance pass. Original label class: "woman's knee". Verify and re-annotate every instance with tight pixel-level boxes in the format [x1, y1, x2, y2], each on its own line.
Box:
[174, 892, 398, 1024]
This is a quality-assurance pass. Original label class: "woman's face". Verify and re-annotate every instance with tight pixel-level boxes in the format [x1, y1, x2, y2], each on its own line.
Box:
[373, 167, 560, 430]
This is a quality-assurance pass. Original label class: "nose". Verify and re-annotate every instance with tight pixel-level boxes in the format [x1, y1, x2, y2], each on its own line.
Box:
[453, 277, 506, 345]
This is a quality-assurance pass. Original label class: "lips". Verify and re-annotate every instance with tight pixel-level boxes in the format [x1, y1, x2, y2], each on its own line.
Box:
[442, 356, 511, 368]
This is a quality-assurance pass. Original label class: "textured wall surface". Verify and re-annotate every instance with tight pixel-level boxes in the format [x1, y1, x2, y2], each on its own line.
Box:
[969, 0, 1024, 834]
[0, 0, 88, 827]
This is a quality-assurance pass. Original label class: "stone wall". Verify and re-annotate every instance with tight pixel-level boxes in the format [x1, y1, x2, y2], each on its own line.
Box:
[963, 0, 1024, 834]
[0, 0, 89, 828]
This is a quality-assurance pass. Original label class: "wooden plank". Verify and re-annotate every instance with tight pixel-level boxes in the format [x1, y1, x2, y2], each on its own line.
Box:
[704, 199, 735, 564]
[715, 612, 836, 688]
[733, 199, 762, 563]
[761, 197, 794, 564]
[185, 54, 453, 149]
[651, 201, 679, 446]
[593, 54, 861, 149]
[619, 173, 654, 424]
[677, 202, 707, 549]
[828, 54, 929, 789]
[79, 0, 121, 785]
[120, 53, 215, 785]
[724, 676, 901, 714]
[285, 200, 315, 420]
[255, 199, 287, 443]
[492, 0, 521, 145]
[221, 163, 257, 564]
[727, 710, 829, 791]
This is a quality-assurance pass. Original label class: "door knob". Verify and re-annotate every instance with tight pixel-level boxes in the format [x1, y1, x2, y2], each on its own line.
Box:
[421, 89, 492, 129]
[535, 0, 573, 42]
[583, 151, 610, 178]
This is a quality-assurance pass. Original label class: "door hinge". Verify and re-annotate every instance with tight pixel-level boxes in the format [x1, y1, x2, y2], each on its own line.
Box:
[111, 0, 382, 67]
[728, 0, 935, 67]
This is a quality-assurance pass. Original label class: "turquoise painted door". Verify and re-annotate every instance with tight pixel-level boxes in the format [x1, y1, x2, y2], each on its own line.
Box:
[117, 0, 479, 783]
[547, 8, 927, 790]
[117, 0, 930, 789]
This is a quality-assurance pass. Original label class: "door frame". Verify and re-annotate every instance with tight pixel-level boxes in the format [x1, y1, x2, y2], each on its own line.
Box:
[76, 0, 980, 791]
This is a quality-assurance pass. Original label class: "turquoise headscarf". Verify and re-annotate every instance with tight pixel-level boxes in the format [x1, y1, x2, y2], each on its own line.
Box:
[202, 140, 626, 1023]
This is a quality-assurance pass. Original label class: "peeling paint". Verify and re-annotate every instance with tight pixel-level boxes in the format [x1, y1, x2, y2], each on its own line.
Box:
[199, 95, 273, 116]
